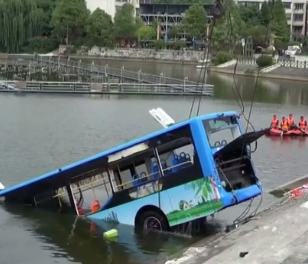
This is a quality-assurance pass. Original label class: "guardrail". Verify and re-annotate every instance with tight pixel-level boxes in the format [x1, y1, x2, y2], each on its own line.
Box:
[0, 54, 214, 94]
[0, 81, 214, 96]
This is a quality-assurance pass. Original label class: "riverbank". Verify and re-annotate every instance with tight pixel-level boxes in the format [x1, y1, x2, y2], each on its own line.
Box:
[72, 48, 203, 65]
[210, 66, 308, 83]
[70, 55, 199, 65]
[163, 180, 308, 264]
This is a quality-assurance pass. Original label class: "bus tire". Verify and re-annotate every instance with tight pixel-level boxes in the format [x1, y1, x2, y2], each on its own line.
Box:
[138, 210, 169, 232]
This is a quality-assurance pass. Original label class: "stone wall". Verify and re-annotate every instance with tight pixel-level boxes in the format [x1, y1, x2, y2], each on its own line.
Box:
[88, 48, 204, 62]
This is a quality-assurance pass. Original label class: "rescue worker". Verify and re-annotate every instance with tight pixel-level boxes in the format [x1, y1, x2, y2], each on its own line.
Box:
[287, 114, 295, 129]
[298, 116, 307, 130]
[280, 116, 289, 131]
[271, 115, 279, 128]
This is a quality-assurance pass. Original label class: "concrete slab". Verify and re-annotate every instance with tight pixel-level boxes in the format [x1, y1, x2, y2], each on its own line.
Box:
[224, 64, 258, 71]
[163, 194, 308, 264]
[270, 67, 308, 78]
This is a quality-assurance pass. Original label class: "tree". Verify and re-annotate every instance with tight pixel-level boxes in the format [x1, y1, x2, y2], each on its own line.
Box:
[239, 6, 261, 27]
[153, 0, 212, 3]
[181, 4, 207, 39]
[86, 8, 113, 47]
[51, 0, 89, 44]
[113, 3, 139, 39]
[212, 0, 245, 53]
[270, 0, 289, 43]
[260, 2, 271, 26]
[36, 0, 57, 36]
[137, 26, 156, 40]
[0, 0, 41, 52]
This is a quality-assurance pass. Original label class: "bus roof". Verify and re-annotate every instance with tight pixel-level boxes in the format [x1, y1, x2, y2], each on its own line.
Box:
[0, 111, 237, 197]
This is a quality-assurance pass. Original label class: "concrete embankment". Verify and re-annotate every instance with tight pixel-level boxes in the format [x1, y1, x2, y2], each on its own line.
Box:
[210, 66, 308, 83]
[72, 48, 203, 64]
[162, 192, 308, 264]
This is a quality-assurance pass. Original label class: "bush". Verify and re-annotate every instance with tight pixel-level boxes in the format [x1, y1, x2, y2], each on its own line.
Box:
[256, 55, 273, 68]
[212, 51, 233, 66]
[154, 40, 165, 50]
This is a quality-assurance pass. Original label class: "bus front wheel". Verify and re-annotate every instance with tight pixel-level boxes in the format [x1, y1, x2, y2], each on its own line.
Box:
[138, 210, 169, 232]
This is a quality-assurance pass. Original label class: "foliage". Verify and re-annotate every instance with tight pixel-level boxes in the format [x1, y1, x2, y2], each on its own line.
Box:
[181, 4, 207, 38]
[154, 39, 165, 50]
[167, 41, 186, 50]
[22, 37, 58, 53]
[153, 0, 213, 3]
[260, 2, 271, 26]
[0, 0, 41, 52]
[239, 0, 290, 49]
[86, 8, 113, 47]
[51, 0, 89, 44]
[212, 51, 233, 66]
[36, 0, 57, 36]
[256, 55, 273, 67]
[113, 3, 140, 39]
[270, 0, 289, 43]
[137, 26, 156, 41]
[212, 0, 244, 53]
[239, 6, 261, 27]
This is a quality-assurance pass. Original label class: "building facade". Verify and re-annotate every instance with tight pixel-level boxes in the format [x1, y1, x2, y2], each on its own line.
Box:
[139, 0, 213, 42]
[236, 0, 308, 37]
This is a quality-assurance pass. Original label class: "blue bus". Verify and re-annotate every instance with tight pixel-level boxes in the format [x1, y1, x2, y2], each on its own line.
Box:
[0, 111, 266, 232]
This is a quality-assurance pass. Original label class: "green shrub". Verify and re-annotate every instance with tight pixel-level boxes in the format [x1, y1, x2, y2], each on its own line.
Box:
[154, 40, 165, 50]
[212, 51, 233, 66]
[256, 55, 273, 68]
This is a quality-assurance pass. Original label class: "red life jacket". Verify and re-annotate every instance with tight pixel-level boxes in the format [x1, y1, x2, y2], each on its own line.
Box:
[271, 118, 278, 128]
[299, 119, 307, 129]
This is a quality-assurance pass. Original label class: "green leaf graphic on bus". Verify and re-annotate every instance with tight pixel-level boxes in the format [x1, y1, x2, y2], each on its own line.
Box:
[166, 178, 223, 226]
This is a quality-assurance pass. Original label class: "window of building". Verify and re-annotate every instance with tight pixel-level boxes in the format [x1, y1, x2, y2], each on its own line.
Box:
[294, 3, 304, 9]
[294, 14, 304, 21]
[283, 2, 291, 9]
[293, 25, 303, 34]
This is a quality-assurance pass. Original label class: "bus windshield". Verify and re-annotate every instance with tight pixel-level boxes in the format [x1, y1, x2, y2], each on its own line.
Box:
[202, 116, 240, 148]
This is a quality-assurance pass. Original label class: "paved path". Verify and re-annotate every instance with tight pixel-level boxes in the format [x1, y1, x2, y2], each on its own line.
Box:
[164, 193, 308, 264]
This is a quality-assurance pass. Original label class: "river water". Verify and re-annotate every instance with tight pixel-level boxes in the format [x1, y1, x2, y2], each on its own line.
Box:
[1, 60, 308, 264]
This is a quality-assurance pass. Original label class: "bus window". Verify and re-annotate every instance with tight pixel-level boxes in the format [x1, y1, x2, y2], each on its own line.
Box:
[69, 168, 114, 215]
[157, 139, 194, 175]
[203, 116, 240, 148]
[115, 157, 161, 199]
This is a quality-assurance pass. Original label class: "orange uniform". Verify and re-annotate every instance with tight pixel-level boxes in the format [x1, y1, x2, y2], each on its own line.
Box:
[281, 120, 289, 130]
[287, 116, 294, 127]
[271, 117, 279, 128]
[298, 118, 307, 129]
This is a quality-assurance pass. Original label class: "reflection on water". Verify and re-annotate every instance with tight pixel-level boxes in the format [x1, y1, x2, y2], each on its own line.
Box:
[4, 205, 206, 264]
[209, 73, 308, 106]
[1, 92, 308, 264]
[86, 59, 308, 106]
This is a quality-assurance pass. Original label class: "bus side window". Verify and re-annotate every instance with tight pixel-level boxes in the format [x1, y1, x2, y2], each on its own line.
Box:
[157, 138, 195, 176]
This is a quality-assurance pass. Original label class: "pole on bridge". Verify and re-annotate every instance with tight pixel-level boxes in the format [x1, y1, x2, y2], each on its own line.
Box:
[184, 77, 188, 93]
[138, 69, 142, 82]
[159, 73, 163, 83]
[121, 66, 124, 83]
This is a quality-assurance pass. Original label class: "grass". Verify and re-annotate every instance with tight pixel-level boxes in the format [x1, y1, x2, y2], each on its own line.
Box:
[166, 201, 223, 226]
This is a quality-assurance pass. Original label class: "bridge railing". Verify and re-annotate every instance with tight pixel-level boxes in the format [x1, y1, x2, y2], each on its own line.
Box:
[0, 81, 214, 95]
[35, 56, 201, 86]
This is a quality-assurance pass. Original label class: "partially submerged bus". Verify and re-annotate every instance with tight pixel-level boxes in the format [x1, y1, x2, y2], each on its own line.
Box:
[0, 110, 267, 231]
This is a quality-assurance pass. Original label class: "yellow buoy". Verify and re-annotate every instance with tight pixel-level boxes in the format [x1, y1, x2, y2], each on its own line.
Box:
[103, 229, 118, 239]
